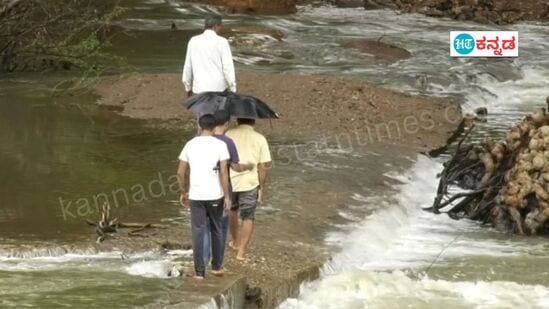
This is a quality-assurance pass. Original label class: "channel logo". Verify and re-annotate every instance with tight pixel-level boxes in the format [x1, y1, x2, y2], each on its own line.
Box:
[450, 31, 518, 57]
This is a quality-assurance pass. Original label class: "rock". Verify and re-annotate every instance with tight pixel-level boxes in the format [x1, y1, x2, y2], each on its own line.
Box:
[420, 7, 446, 17]
[204, 0, 297, 14]
[332, 0, 364, 8]
[344, 39, 412, 63]
[492, 0, 546, 15]
[245, 287, 262, 301]
[374, 0, 399, 9]
[432, 0, 453, 11]
[473, 9, 490, 23]
[474, 107, 488, 117]
[382, 0, 549, 23]
[167, 266, 182, 277]
[226, 26, 285, 41]
[296, 0, 325, 6]
[452, 5, 474, 20]
[364, 0, 382, 9]
[500, 11, 525, 24]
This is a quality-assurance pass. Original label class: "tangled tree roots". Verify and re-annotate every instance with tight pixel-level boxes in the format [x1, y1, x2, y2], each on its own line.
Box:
[429, 105, 549, 235]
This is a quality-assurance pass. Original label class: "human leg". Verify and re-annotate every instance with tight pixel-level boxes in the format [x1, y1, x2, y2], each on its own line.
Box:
[190, 200, 208, 277]
[205, 198, 225, 271]
[235, 188, 258, 260]
[203, 221, 211, 267]
[221, 211, 229, 250]
[236, 220, 254, 260]
[228, 192, 239, 251]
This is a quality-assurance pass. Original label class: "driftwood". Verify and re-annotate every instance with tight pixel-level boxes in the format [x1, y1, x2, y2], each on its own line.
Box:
[86, 203, 167, 243]
[428, 104, 549, 235]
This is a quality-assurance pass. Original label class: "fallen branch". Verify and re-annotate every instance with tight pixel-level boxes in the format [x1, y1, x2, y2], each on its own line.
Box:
[86, 203, 167, 243]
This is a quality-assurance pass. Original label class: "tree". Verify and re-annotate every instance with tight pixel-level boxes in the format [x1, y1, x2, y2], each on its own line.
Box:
[0, 0, 123, 74]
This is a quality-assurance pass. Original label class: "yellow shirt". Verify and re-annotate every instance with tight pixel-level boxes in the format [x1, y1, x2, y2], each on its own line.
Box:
[226, 124, 271, 192]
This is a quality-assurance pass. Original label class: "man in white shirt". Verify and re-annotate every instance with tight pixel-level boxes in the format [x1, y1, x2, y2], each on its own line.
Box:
[182, 14, 237, 96]
[177, 114, 232, 279]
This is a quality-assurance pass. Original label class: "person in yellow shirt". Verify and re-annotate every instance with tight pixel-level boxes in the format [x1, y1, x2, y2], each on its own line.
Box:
[225, 118, 271, 261]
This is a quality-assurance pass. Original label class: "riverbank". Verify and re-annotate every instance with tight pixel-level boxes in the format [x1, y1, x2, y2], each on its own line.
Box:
[91, 70, 463, 307]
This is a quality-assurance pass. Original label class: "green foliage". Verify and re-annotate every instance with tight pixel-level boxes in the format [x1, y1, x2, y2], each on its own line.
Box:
[1, 0, 126, 75]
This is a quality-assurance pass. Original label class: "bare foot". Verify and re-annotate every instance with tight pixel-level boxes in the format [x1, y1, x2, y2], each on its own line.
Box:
[235, 255, 247, 262]
[193, 275, 204, 281]
[211, 269, 224, 277]
[228, 241, 238, 251]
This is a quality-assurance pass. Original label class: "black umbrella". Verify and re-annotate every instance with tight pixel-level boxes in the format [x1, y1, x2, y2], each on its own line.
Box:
[184, 91, 279, 119]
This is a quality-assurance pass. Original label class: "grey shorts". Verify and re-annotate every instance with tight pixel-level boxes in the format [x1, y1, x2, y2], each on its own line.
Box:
[231, 187, 258, 220]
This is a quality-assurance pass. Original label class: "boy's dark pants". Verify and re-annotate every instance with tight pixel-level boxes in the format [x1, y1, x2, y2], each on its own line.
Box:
[190, 198, 224, 277]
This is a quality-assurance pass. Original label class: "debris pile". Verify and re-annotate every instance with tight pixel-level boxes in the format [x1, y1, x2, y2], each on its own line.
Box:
[430, 105, 549, 235]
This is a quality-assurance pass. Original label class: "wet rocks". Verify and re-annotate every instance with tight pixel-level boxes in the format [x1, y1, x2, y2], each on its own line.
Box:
[225, 26, 286, 41]
[167, 260, 193, 277]
[344, 39, 411, 63]
[331, 0, 364, 8]
[365, 0, 398, 9]
[364, 0, 383, 10]
[327, 0, 397, 9]
[223, 26, 287, 58]
[194, 0, 297, 14]
[197, 0, 549, 21]
[354, 0, 549, 24]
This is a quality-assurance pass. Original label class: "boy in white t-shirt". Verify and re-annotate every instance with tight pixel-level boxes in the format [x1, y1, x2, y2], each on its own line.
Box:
[176, 114, 231, 279]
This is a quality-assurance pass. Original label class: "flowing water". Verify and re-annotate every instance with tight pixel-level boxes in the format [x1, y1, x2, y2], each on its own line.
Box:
[1, 1, 549, 308]
[274, 6, 549, 309]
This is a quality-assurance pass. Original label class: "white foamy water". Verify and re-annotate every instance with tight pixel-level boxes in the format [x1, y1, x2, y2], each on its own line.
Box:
[282, 270, 549, 309]
[0, 249, 192, 278]
[125, 249, 193, 278]
[281, 156, 549, 308]
[275, 6, 549, 308]
[125, 259, 174, 278]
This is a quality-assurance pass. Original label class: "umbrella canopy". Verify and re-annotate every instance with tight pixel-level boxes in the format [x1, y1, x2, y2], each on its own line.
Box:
[184, 91, 279, 119]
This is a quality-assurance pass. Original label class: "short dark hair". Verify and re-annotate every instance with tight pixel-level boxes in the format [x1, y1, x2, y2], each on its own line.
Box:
[204, 14, 222, 29]
[214, 110, 230, 126]
[198, 114, 217, 130]
[237, 118, 255, 125]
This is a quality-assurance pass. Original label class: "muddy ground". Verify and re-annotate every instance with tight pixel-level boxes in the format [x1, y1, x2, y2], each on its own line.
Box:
[96, 71, 462, 151]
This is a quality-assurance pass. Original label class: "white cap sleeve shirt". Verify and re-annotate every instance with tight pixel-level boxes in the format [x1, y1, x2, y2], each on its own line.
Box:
[179, 136, 230, 201]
